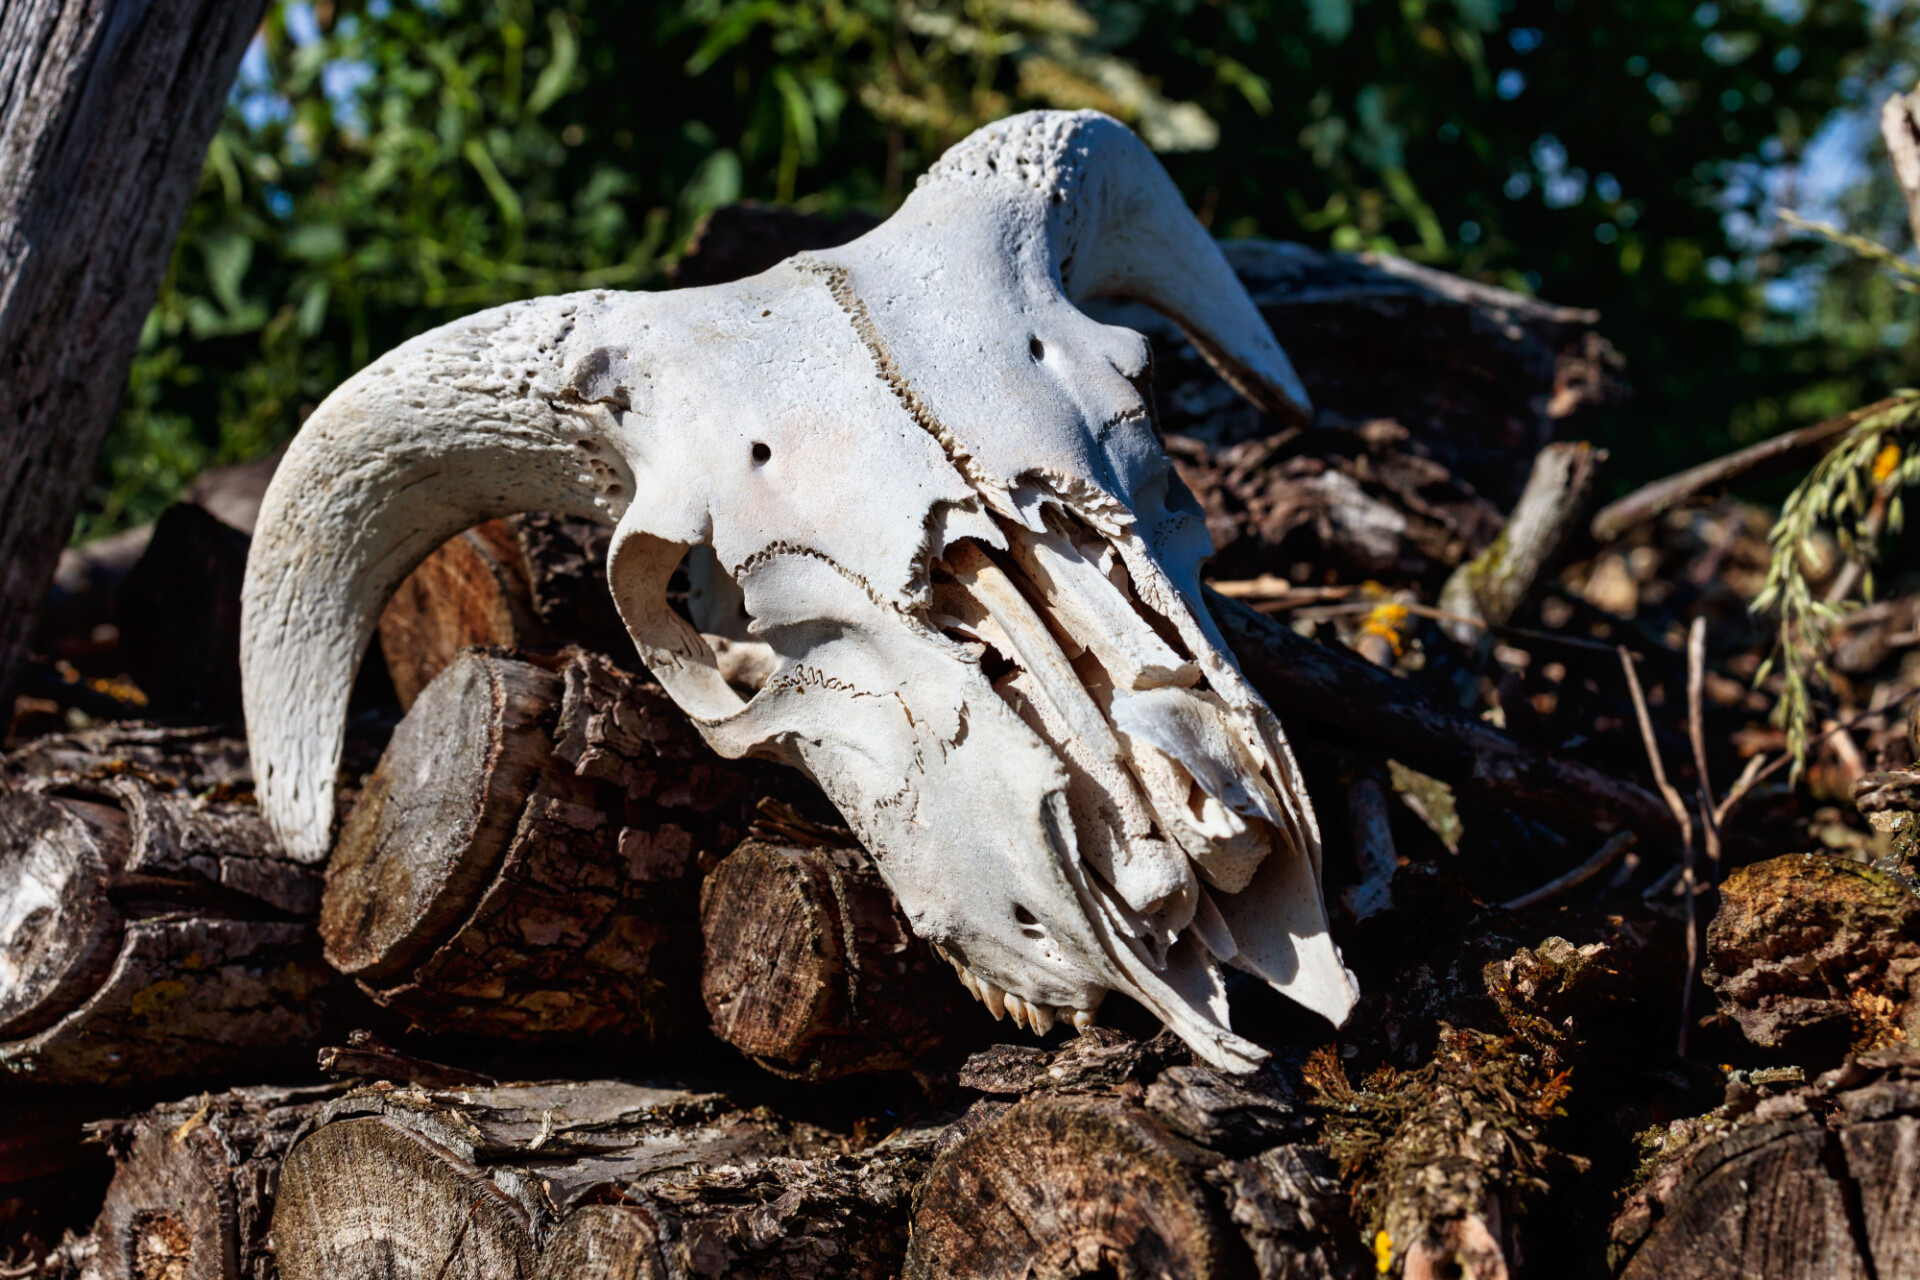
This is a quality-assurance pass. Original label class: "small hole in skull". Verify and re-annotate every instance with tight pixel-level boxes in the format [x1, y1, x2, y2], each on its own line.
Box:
[751, 441, 772, 464]
[1013, 903, 1039, 925]
[1029, 335, 1045, 361]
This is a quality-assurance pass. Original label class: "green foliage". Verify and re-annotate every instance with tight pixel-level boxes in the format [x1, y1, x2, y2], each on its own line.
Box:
[1754, 392, 1920, 776]
[79, 0, 1920, 541]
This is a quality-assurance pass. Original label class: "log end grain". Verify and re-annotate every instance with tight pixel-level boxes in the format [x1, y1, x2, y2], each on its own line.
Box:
[273, 1116, 536, 1280]
[700, 840, 978, 1080]
[377, 520, 544, 709]
[321, 651, 563, 983]
[0, 793, 128, 1041]
[905, 1096, 1241, 1280]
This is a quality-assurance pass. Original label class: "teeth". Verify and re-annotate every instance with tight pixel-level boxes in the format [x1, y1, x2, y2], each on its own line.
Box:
[1070, 1008, 1096, 1032]
[978, 977, 1008, 1020]
[1030, 1003, 1056, 1035]
[1005, 993, 1030, 1031]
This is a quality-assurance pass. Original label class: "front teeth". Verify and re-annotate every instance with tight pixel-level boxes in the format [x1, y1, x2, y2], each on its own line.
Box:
[936, 947, 1095, 1038]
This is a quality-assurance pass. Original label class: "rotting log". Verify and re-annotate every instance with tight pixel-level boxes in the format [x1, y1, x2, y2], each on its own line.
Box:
[88, 1084, 343, 1280]
[377, 513, 629, 709]
[1209, 590, 1677, 841]
[1703, 853, 1920, 1056]
[0, 772, 327, 1086]
[699, 837, 979, 1080]
[269, 1079, 908, 1280]
[322, 647, 775, 1041]
[1612, 1047, 1920, 1280]
[0, 0, 270, 700]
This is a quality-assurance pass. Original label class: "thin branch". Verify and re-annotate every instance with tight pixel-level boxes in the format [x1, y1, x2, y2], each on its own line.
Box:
[1499, 831, 1638, 911]
[1619, 643, 1698, 1057]
[1686, 618, 1722, 885]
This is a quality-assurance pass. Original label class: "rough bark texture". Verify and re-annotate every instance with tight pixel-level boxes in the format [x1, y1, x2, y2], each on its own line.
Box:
[88, 1084, 342, 1280]
[939, 1031, 1362, 1280]
[322, 647, 773, 1041]
[376, 514, 631, 710]
[0, 0, 270, 701]
[1613, 1047, 1920, 1280]
[0, 764, 327, 1086]
[699, 837, 979, 1080]
[269, 1079, 918, 1280]
[1704, 853, 1920, 1055]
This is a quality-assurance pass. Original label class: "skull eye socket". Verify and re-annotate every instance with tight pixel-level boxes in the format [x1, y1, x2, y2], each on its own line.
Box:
[750, 441, 772, 464]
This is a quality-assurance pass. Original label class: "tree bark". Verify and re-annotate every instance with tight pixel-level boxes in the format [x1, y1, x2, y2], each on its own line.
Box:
[0, 770, 327, 1086]
[699, 837, 979, 1080]
[1612, 1047, 1920, 1280]
[269, 1079, 907, 1280]
[322, 647, 777, 1041]
[89, 1084, 342, 1280]
[0, 0, 270, 701]
[377, 514, 630, 709]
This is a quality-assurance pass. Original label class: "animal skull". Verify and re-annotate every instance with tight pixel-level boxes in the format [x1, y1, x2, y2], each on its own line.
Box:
[241, 109, 1358, 1071]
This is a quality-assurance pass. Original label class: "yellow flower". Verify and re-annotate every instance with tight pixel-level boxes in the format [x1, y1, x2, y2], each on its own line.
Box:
[1362, 602, 1412, 657]
[1874, 442, 1902, 485]
[1374, 1229, 1394, 1274]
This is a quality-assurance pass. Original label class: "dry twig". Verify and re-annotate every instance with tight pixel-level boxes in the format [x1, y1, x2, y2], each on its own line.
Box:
[1619, 643, 1698, 1056]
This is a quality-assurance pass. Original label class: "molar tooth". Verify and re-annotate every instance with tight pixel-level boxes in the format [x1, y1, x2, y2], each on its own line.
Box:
[977, 978, 1008, 1020]
[1004, 993, 1030, 1031]
[1071, 1008, 1096, 1032]
[1030, 1003, 1056, 1035]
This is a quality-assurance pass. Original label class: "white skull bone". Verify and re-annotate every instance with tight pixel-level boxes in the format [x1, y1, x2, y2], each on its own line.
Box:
[240, 109, 1359, 1072]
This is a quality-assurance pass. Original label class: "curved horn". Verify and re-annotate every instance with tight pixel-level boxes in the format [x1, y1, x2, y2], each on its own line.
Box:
[240, 297, 636, 861]
[920, 110, 1312, 425]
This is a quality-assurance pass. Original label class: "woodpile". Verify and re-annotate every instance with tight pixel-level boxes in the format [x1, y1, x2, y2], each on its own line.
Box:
[17, 203, 1920, 1278]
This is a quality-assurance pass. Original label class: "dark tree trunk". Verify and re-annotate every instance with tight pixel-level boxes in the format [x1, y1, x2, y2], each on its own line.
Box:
[0, 0, 270, 701]
[321, 647, 777, 1041]
[699, 837, 981, 1080]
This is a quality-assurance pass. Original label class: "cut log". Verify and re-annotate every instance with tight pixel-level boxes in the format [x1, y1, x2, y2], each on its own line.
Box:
[377, 520, 546, 709]
[700, 837, 979, 1080]
[905, 1094, 1245, 1280]
[0, 772, 327, 1085]
[1612, 1046, 1920, 1280]
[88, 1084, 342, 1280]
[270, 1079, 904, 1280]
[0, 0, 271, 700]
[322, 648, 775, 1040]
[376, 514, 631, 710]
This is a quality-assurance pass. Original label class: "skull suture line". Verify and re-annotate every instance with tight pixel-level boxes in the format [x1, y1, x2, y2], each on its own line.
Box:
[241, 109, 1359, 1071]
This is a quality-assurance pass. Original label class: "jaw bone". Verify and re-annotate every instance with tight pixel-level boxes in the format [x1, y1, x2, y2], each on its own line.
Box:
[238, 107, 1356, 1073]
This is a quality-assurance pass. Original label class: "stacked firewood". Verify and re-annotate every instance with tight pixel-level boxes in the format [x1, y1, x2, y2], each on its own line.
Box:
[14, 204, 1920, 1279]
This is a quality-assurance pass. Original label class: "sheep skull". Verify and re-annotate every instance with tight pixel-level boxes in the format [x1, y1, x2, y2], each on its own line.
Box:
[241, 110, 1357, 1071]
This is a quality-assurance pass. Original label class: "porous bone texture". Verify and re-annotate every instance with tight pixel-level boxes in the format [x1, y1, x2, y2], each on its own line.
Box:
[241, 109, 1354, 1070]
